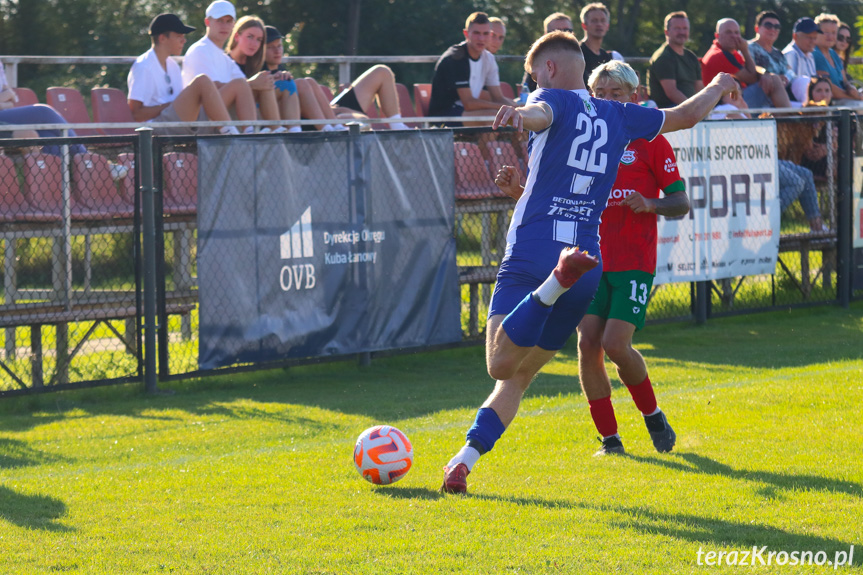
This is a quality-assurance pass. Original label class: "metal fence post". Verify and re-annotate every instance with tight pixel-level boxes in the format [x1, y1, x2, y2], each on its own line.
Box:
[837, 109, 852, 308]
[137, 128, 159, 393]
[695, 281, 708, 325]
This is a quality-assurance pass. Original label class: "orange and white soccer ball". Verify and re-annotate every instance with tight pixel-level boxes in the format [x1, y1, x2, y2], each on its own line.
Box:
[353, 425, 413, 485]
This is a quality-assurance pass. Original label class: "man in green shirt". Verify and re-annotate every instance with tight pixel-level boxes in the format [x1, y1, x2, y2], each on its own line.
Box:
[648, 11, 703, 109]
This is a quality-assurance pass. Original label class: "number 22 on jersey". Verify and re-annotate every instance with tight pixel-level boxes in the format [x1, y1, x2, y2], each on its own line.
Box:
[566, 113, 608, 180]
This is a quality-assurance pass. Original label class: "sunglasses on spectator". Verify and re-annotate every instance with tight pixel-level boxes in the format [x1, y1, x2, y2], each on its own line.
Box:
[557, 28, 574, 33]
[165, 73, 173, 96]
[837, 34, 850, 42]
[760, 22, 781, 31]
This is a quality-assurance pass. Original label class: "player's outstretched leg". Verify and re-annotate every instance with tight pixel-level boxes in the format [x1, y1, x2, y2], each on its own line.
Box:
[496, 247, 598, 372]
[442, 347, 556, 494]
[577, 315, 625, 456]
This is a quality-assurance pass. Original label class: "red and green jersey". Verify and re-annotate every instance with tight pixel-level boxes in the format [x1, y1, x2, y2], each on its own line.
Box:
[599, 135, 682, 274]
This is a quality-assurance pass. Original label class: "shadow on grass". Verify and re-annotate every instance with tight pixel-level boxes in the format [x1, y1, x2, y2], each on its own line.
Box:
[0, 345, 583, 431]
[1, 304, 860, 428]
[373, 486, 443, 501]
[640, 304, 863, 370]
[0, 437, 69, 469]
[627, 452, 863, 498]
[0, 486, 73, 532]
[471, 493, 857, 556]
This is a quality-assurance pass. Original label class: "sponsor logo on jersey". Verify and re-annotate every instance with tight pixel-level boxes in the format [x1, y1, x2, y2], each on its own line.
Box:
[620, 150, 636, 165]
[664, 158, 677, 173]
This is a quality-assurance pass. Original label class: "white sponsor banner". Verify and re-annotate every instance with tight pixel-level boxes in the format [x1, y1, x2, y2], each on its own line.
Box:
[655, 120, 780, 285]
[854, 156, 863, 249]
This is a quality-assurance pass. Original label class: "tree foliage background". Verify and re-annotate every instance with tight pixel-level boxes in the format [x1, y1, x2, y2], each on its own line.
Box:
[0, 0, 860, 101]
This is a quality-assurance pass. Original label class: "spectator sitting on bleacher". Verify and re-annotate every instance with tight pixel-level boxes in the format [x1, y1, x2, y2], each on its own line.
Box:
[647, 11, 703, 109]
[487, 17, 506, 55]
[261, 26, 347, 132]
[0, 60, 95, 159]
[127, 13, 241, 136]
[226, 15, 294, 132]
[799, 77, 839, 181]
[835, 23, 860, 89]
[428, 11, 518, 127]
[783, 18, 820, 103]
[521, 13, 574, 93]
[701, 18, 791, 110]
[812, 13, 863, 107]
[712, 79, 825, 232]
[329, 66, 412, 130]
[579, 3, 623, 84]
[748, 11, 805, 107]
[180, 0, 260, 133]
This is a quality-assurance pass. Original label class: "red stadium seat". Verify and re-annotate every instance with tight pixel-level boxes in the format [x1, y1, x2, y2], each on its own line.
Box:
[162, 152, 197, 215]
[91, 87, 137, 136]
[318, 83, 335, 103]
[71, 153, 134, 219]
[395, 83, 418, 128]
[116, 152, 136, 205]
[22, 152, 63, 218]
[0, 154, 60, 222]
[498, 82, 515, 100]
[12, 87, 38, 107]
[46, 87, 101, 136]
[484, 140, 525, 186]
[454, 142, 499, 200]
[413, 83, 431, 117]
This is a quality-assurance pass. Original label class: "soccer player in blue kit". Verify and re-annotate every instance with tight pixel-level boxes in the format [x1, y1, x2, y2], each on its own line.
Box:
[441, 31, 738, 494]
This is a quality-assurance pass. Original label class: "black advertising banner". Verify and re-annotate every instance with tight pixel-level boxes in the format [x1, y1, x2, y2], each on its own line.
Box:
[197, 131, 460, 370]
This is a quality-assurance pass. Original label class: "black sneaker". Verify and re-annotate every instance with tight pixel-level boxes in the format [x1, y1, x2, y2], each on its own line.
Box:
[594, 435, 626, 457]
[644, 411, 676, 453]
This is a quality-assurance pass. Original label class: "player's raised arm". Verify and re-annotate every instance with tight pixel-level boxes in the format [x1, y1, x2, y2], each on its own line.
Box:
[659, 72, 738, 134]
[493, 102, 553, 132]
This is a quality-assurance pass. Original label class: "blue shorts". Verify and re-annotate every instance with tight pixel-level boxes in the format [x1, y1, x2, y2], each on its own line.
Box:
[489, 241, 603, 350]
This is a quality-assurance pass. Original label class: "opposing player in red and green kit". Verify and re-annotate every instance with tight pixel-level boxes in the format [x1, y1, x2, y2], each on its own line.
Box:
[493, 59, 689, 458]
[577, 60, 688, 456]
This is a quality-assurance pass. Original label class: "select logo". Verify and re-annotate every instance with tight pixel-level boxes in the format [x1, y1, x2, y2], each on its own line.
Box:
[279, 207, 316, 291]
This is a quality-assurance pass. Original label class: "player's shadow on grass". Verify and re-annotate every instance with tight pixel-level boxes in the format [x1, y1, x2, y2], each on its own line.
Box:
[472, 494, 856, 555]
[628, 452, 863, 498]
[0, 437, 69, 469]
[0, 485, 73, 532]
[373, 486, 443, 500]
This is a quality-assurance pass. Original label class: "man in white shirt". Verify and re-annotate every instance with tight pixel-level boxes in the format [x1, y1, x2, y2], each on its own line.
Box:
[127, 13, 239, 135]
[180, 0, 257, 128]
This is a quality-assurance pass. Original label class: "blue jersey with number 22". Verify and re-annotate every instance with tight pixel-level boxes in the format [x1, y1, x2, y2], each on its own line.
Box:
[506, 88, 665, 259]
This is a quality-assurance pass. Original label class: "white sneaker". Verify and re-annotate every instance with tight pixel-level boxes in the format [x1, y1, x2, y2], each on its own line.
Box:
[259, 127, 272, 134]
[108, 162, 128, 181]
[271, 126, 288, 134]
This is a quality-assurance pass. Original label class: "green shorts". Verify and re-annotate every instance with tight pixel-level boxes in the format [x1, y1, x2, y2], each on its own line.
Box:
[586, 270, 655, 331]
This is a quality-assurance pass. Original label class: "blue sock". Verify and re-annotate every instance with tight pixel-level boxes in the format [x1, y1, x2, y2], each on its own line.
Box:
[501, 293, 553, 348]
[466, 407, 506, 453]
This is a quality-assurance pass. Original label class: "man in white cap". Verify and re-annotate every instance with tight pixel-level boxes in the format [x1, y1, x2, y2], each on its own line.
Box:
[128, 13, 240, 135]
[181, 0, 258, 131]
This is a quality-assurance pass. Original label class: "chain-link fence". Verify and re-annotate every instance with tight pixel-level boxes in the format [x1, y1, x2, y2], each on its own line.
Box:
[1, 113, 858, 394]
[0, 133, 142, 393]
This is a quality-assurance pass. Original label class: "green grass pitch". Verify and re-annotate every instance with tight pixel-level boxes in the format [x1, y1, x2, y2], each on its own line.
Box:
[1, 303, 861, 573]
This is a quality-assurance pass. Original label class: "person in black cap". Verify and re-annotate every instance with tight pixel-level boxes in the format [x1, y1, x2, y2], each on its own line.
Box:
[127, 12, 242, 135]
[262, 24, 350, 131]
[782, 17, 822, 103]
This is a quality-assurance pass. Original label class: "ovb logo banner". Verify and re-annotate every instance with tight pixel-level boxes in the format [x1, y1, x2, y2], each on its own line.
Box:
[196, 132, 460, 370]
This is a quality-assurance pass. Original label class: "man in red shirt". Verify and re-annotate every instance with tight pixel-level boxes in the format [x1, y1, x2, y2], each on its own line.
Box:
[575, 60, 691, 455]
[701, 18, 791, 109]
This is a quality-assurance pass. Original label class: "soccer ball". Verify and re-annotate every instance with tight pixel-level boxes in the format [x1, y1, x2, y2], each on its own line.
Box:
[353, 425, 413, 485]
